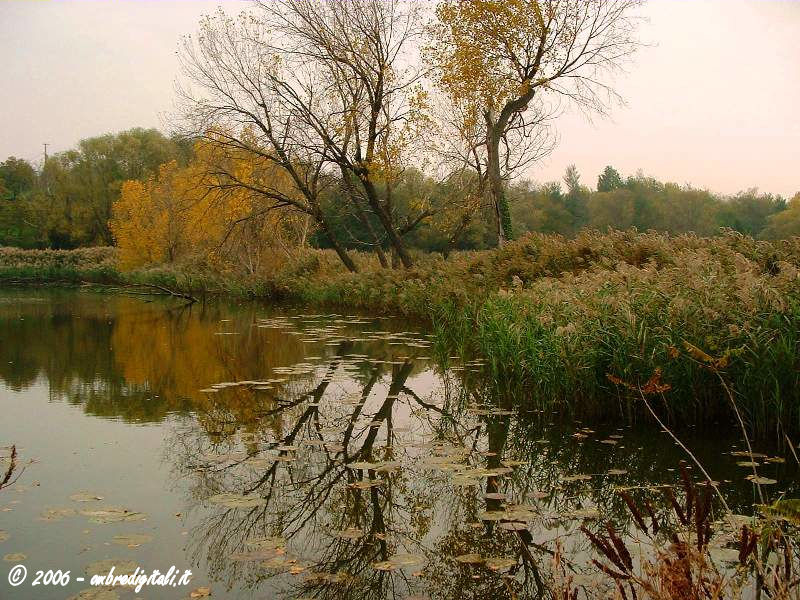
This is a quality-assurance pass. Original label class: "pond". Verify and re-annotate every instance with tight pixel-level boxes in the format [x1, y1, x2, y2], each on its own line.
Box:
[0, 289, 797, 599]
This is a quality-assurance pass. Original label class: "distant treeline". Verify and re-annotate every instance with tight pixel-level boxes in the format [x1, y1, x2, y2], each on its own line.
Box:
[1, 128, 797, 252]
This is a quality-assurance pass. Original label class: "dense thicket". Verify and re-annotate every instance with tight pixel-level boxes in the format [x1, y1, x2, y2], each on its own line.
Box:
[0, 129, 192, 249]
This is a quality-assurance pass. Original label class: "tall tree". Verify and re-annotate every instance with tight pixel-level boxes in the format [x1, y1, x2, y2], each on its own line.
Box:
[428, 0, 642, 246]
[0, 157, 35, 200]
[597, 165, 623, 192]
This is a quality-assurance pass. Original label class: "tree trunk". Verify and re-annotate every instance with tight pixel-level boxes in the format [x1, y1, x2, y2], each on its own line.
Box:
[316, 210, 358, 273]
[361, 178, 413, 268]
[486, 116, 513, 247]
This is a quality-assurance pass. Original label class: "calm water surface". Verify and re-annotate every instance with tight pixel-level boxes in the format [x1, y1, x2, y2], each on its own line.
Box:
[0, 290, 796, 599]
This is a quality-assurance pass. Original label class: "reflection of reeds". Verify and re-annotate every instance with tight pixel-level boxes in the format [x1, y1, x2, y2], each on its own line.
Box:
[573, 371, 800, 600]
[576, 474, 800, 600]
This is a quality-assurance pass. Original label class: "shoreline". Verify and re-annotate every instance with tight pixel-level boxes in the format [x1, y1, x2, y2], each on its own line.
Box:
[3, 229, 800, 435]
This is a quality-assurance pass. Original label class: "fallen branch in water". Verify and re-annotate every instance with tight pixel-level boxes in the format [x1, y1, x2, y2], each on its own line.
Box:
[0, 445, 24, 492]
[91, 282, 199, 303]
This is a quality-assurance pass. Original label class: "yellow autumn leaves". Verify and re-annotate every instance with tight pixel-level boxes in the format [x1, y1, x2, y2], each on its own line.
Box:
[109, 139, 308, 273]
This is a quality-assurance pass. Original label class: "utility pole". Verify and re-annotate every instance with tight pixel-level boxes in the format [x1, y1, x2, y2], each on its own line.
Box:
[43, 143, 49, 164]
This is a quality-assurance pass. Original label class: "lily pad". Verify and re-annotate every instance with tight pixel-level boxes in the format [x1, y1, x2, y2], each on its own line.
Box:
[79, 507, 147, 524]
[3, 552, 26, 561]
[67, 590, 119, 600]
[333, 528, 364, 540]
[455, 553, 484, 564]
[485, 556, 516, 571]
[388, 553, 424, 566]
[39, 507, 76, 521]
[112, 533, 153, 547]
[70, 492, 104, 502]
[746, 475, 777, 485]
[85, 559, 138, 578]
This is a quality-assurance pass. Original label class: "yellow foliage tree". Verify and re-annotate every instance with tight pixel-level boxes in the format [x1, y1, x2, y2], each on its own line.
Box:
[110, 140, 311, 273]
[427, 0, 642, 246]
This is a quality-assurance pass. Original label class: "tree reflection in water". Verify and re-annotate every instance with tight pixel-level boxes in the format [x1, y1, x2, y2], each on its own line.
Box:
[2, 291, 797, 599]
[167, 336, 780, 600]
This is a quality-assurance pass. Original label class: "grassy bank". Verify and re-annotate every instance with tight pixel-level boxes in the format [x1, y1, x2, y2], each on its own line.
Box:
[3, 230, 800, 434]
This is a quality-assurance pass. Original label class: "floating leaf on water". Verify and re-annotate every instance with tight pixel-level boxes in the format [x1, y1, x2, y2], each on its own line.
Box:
[484, 493, 507, 500]
[730, 451, 767, 458]
[67, 589, 119, 600]
[389, 553, 424, 566]
[758, 499, 800, 524]
[230, 549, 283, 562]
[85, 559, 138, 578]
[79, 507, 147, 524]
[70, 492, 104, 502]
[39, 507, 76, 521]
[498, 521, 528, 531]
[745, 475, 777, 485]
[348, 480, 384, 490]
[261, 555, 295, 570]
[709, 547, 740, 564]
[3, 552, 26, 561]
[347, 461, 380, 470]
[305, 569, 354, 584]
[477, 510, 507, 522]
[485, 557, 516, 571]
[562, 508, 600, 520]
[112, 533, 153, 548]
[374, 461, 402, 473]
[207, 493, 267, 509]
[455, 553, 484, 564]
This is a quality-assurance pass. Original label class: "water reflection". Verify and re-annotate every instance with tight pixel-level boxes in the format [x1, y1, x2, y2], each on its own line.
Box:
[1, 290, 797, 600]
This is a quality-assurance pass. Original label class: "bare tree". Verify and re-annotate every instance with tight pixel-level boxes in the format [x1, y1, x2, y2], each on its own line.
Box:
[428, 0, 643, 245]
[177, 0, 431, 270]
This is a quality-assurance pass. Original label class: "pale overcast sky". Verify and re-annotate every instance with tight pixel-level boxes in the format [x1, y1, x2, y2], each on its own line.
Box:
[0, 0, 797, 197]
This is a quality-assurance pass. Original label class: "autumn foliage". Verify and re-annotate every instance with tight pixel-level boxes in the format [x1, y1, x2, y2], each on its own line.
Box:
[109, 141, 310, 273]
